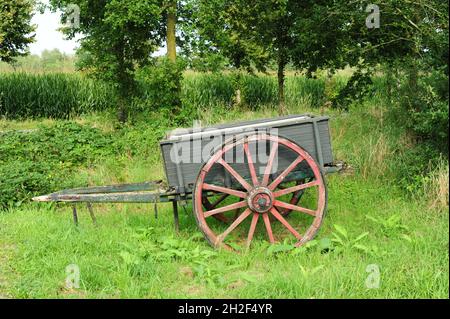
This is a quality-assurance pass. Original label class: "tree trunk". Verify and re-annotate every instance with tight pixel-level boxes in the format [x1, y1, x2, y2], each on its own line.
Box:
[233, 71, 242, 106]
[166, 1, 177, 63]
[117, 96, 127, 124]
[277, 56, 287, 115]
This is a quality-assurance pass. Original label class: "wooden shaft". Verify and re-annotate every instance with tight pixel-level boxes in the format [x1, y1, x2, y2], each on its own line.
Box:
[72, 205, 79, 226]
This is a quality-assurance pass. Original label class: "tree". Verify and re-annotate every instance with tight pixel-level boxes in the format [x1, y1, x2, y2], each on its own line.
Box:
[0, 0, 35, 63]
[193, 0, 269, 106]
[194, 0, 338, 113]
[304, 0, 449, 107]
[50, 0, 164, 122]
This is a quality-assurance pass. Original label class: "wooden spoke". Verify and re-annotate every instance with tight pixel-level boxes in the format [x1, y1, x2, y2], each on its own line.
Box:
[204, 200, 248, 218]
[273, 200, 317, 217]
[246, 213, 259, 248]
[270, 208, 302, 240]
[261, 142, 279, 186]
[273, 180, 319, 198]
[203, 183, 247, 198]
[244, 142, 259, 186]
[217, 158, 252, 191]
[262, 213, 275, 243]
[268, 156, 304, 191]
[215, 209, 252, 246]
[202, 195, 230, 223]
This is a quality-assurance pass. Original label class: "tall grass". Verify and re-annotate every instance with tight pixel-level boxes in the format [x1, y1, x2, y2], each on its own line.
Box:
[241, 75, 277, 107]
[1, 71, 341, 119]
[182, 73, 235, 108]
[0, 73, 115, 119]
[422, 158, 449, 211]
[182, 73, 331, 111]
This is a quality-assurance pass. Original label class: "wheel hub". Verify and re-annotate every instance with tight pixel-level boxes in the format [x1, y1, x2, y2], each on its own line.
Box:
[247, 187, 274, 214]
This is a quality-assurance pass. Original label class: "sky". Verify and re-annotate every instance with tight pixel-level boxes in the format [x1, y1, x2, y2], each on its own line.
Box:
[29, 9, 79, 56]
[28, 7, 166, 57]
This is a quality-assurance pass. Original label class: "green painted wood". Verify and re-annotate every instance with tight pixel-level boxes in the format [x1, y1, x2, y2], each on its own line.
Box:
[54, 181, 167, 195]
[39, 191, 176, 203]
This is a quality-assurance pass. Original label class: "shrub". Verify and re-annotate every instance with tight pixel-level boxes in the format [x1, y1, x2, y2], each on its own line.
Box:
[385, 69, 449, 155]
[136, 58, 186, 112]
[408, 72, 449, 154]
[0, 122, 115, 207]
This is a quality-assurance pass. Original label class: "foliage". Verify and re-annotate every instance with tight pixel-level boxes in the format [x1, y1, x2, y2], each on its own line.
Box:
[329, 0, 449, 107]
[0, 0, 35, 63]
[330, 224, 370, 254]
[405, 71, 449, 154]
[136, 57, 186, 118]
[392, 144, 443, 194]
[0, 122, 114, 207]
[49, 0, 165, 122]
[192, 0, 356, 111]
[193, 0, 269, 71]
[182, 72, 234, 109]
[381, 68, 449, 191]
[0, 98, 448, 298]
[1, 71, 333, 120]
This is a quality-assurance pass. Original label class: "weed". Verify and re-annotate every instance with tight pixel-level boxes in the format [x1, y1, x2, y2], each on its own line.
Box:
[365, 214, 409, 238]
[331, 224, 370, 253]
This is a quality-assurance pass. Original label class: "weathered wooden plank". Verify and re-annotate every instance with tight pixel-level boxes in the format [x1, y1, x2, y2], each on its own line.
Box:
[33, 191, 175, 203]
[53, 181, 167, 195]
[161, 115, 333, 189]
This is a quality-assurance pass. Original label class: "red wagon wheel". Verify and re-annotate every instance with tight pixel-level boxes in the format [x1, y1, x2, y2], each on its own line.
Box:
[193, 133, 327, 250]
[202, 182, 304, 223]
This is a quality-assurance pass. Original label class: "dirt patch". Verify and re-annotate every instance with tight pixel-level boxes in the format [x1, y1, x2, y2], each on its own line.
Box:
[179, 266, 194, 279]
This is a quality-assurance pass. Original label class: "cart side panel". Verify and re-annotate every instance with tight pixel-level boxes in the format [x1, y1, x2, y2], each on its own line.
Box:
[160, 118, 333, 190]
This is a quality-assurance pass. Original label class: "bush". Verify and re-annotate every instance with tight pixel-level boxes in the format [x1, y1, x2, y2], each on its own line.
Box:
[0, 118, 174, 208]
[286, 76, 327, 108]
[137, 58, 185, 109]
[0, 122, 115, 207]
[408, 72, 449, 154]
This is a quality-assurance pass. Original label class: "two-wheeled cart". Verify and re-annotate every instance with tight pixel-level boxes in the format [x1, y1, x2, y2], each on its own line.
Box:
[34, 114, 340, 250]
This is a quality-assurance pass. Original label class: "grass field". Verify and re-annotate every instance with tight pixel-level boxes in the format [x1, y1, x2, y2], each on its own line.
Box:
[0, 93, 448, 299]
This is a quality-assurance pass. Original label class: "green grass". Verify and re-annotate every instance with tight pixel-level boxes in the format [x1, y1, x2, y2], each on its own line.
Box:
[0, 102, 448, 299]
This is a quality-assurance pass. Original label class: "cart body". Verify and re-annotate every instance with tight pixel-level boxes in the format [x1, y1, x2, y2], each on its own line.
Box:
[160, 114, 334, 194]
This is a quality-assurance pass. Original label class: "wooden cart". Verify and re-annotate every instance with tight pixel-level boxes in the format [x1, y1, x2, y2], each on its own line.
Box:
[34, 114, 340, 250]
